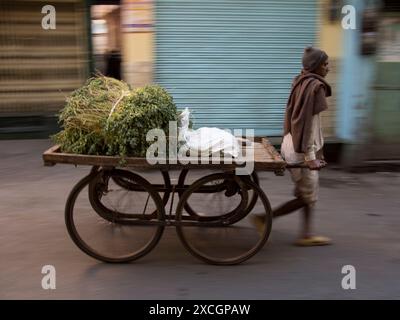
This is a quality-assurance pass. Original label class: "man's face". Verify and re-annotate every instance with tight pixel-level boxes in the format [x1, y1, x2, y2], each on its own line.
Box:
[314, 59, 329, 77]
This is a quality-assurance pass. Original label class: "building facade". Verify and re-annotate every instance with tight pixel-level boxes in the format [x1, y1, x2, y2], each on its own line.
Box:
[0, 0, 90, 137]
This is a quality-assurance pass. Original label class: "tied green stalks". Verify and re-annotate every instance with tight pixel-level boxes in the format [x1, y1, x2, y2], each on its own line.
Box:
[52, 76, 178, 160]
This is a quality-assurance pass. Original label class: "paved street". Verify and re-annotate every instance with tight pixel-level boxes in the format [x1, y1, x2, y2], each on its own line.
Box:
[1, 139, 399, 299]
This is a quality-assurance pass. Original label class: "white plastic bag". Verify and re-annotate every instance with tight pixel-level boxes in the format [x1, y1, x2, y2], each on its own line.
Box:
[178, 108, 241, 158]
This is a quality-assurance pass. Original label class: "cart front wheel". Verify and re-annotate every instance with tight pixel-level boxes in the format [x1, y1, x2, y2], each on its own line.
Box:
[176, 173, 272, 265]
[177, 169, 259, 219]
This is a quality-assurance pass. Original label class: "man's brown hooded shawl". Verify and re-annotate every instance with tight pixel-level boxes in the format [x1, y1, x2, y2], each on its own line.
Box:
[283, 71, 332, 154]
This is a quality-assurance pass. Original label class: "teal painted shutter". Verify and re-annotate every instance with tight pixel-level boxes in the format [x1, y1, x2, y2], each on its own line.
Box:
[155, 0, 317, 136]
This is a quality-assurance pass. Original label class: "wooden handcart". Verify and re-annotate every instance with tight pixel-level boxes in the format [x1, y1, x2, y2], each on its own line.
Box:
[43, 138, 286, 265]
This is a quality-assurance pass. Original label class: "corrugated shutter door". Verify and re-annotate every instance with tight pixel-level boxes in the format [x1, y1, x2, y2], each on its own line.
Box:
[155, 0, 317, 136]
[0, 0, 88, 115]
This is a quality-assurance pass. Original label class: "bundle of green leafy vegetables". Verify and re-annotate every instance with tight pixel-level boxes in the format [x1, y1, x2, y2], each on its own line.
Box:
[52, 76, 178, 158]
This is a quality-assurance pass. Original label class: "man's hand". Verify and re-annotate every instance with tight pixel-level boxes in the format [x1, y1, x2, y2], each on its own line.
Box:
[306, 159, 327, 170]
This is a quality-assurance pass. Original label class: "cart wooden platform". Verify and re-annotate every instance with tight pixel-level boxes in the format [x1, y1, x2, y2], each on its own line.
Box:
[43, 137, 287, 265]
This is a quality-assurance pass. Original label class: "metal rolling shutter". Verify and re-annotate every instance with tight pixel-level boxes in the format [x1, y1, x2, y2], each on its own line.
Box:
[155, 0, 317, 136]
[0, 0, 89, 116]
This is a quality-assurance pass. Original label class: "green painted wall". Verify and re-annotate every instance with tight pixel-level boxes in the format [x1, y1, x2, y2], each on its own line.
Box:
[372, 62, 400, 144]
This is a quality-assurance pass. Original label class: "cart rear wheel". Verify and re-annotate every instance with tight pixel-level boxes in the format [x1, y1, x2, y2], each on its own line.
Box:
[89, 169, 170, 221]
[175, 173, 272, 265]
[65, 168, 166, 263]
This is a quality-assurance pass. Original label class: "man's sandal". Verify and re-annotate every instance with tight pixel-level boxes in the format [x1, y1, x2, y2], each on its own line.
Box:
[294, 236, 332, 247]
[250, 214, 266, 235]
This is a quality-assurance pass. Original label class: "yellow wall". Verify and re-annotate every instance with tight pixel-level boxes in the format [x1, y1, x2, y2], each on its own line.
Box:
[317, 0, 344, 138]
[122, 33, 153, 63]
[319, 24, 343, 59]
[318, 0, 343, 59]
[121, 0, 154, 87]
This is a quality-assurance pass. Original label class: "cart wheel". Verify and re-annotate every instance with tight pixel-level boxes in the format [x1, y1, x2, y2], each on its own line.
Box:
[89, 169, 170, 221]
[177, 169, 259, 219]
[65, 169, 166, 263]
[176, 173, 272, 265]
[112, 169, 171, 207]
